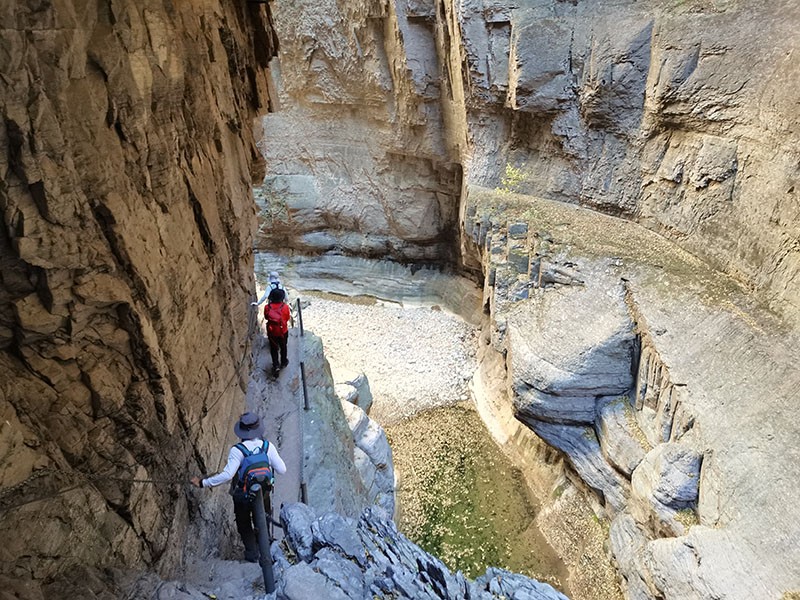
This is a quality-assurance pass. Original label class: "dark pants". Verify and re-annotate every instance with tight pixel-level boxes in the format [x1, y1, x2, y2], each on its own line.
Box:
[232, 490, 272, 562]
[268, 333, 288, 370]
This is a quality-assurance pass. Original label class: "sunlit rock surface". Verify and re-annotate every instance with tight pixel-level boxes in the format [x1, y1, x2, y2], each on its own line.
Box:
[467, 186, 800, 599]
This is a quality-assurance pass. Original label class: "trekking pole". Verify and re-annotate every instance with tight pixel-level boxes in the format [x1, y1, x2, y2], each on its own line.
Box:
[250, 484, 275, 594]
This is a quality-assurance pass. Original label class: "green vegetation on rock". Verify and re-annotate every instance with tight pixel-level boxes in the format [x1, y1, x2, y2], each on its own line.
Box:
[387, 403, 566, 588]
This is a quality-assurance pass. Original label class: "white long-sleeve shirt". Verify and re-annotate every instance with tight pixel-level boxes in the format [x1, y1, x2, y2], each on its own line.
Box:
[201, 438, 287, 488]
[253, 282, 285, 306]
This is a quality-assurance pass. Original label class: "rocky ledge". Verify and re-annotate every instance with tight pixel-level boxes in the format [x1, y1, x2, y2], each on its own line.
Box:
[273, 503, 568, 600]
[466, 186, 800, 599]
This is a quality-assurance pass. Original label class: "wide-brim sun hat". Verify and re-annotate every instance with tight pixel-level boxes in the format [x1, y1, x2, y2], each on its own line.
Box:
[234, 412, 264, 440]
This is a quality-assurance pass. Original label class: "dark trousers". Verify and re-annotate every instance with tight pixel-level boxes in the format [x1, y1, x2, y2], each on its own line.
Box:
[232, 491, 271, 562]
[268, 333, 288, 369]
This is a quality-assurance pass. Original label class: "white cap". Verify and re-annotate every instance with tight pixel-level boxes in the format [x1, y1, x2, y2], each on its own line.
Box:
[268, 271, 280, 282]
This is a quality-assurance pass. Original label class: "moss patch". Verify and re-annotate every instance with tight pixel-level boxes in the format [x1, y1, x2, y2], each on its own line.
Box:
[675, 508, 700, 529]
[387, 403, 567, 590]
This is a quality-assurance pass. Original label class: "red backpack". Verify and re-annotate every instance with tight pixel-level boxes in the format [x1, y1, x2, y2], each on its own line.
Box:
[265, 303, 285, 337]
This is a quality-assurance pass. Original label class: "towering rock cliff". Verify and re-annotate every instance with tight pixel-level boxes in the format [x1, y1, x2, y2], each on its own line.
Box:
[259, 0, 799, 312]
[453, 0, 800, 312]
[255, 0, 464, 264]
[257, 1, 800, 599]
[0, 1, 276, 595]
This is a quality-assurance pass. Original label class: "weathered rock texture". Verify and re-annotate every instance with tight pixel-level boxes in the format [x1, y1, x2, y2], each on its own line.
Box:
[466, 186, 800, 600]
[341, 392, 396, 516]
[116, 502, 567, 600]
[300, 333, 395, 518]
[258, 1, 800, 598]
[454, 0, 800, 313]
[273, 503, 569, 600]
[259, 0, 799, 317]
[0, 1, 276, 595]
[254, 0, 463, 263]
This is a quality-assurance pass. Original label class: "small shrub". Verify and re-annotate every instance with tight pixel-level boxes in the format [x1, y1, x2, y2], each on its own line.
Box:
[498, 163, 529, 195]
[675, 508, 699, 528]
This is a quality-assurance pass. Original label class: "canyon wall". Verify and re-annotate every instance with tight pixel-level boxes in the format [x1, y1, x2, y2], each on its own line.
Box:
[455, 0, 799, 313]
[255, 0, 464, 264]
[260, 0, 799, 313]
[464, 186, 800, 599]
[0, 1, 276, 595]
[258, 1, 800, 599]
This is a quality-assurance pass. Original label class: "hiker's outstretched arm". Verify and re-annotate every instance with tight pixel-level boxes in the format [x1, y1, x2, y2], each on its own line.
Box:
[202, 446, 244, 488]
[267, 444, 287, 475]
[252, 289, 269, 306]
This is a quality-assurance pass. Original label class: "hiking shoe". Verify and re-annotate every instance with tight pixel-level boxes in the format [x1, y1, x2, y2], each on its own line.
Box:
[281, 359, 289, 368]
[271, 367, 279, 377]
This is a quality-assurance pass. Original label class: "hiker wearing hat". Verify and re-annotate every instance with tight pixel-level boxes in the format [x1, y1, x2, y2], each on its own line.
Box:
[252, 271, 286, 306]
[190, 412, 287, 562]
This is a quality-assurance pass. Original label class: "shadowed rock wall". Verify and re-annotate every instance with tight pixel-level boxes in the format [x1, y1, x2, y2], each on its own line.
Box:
[0, 0, 276, 594]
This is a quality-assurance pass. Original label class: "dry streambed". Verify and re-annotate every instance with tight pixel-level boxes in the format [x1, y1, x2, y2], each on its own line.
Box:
[301, 293, 568, 590]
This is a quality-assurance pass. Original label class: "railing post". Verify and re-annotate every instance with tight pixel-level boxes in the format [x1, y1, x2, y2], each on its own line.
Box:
[299, 362, 310, 411]
[295, 298, 304, 336]
[250, 484, 275, 593]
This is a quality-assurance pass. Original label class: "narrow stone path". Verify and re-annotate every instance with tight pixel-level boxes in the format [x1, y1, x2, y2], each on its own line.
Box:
[245, 321, 305, 541]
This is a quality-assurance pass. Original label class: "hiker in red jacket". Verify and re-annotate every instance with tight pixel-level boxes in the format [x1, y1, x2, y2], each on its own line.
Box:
[265, 296, 291, 376]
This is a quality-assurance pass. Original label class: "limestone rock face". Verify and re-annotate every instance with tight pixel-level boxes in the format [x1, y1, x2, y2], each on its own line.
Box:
[341, 400, 395, 516]
[0, 0, 276, 593]
[274, 503, 569, 600]
[256, 0, 799, 316]
[630, 443, 702, 537]
[254, 0, 463, 263]
[299, 334, 371, 519]
[466, 187, 800, 600]
[335, 369, 374, 414]
[457, 0, 800, 312]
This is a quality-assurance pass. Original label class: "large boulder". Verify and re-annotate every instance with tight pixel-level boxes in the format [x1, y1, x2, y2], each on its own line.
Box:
[630, 443, 702, 537]
[335, 370, 374, 414]
[506, 275, 636, 427]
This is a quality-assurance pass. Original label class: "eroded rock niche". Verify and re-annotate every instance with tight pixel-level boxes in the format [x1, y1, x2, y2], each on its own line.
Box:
[0, 1, 277, 595]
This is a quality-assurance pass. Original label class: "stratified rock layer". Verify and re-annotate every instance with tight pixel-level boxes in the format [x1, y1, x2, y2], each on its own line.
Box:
[456, 0, 800, 312]
[466, 186, 800, 600]
[0, 1, 276, 594]
[255, 0, 463, 263]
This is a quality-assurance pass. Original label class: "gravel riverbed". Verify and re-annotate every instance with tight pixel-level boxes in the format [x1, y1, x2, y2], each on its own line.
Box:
[300, 293, 480, 424]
